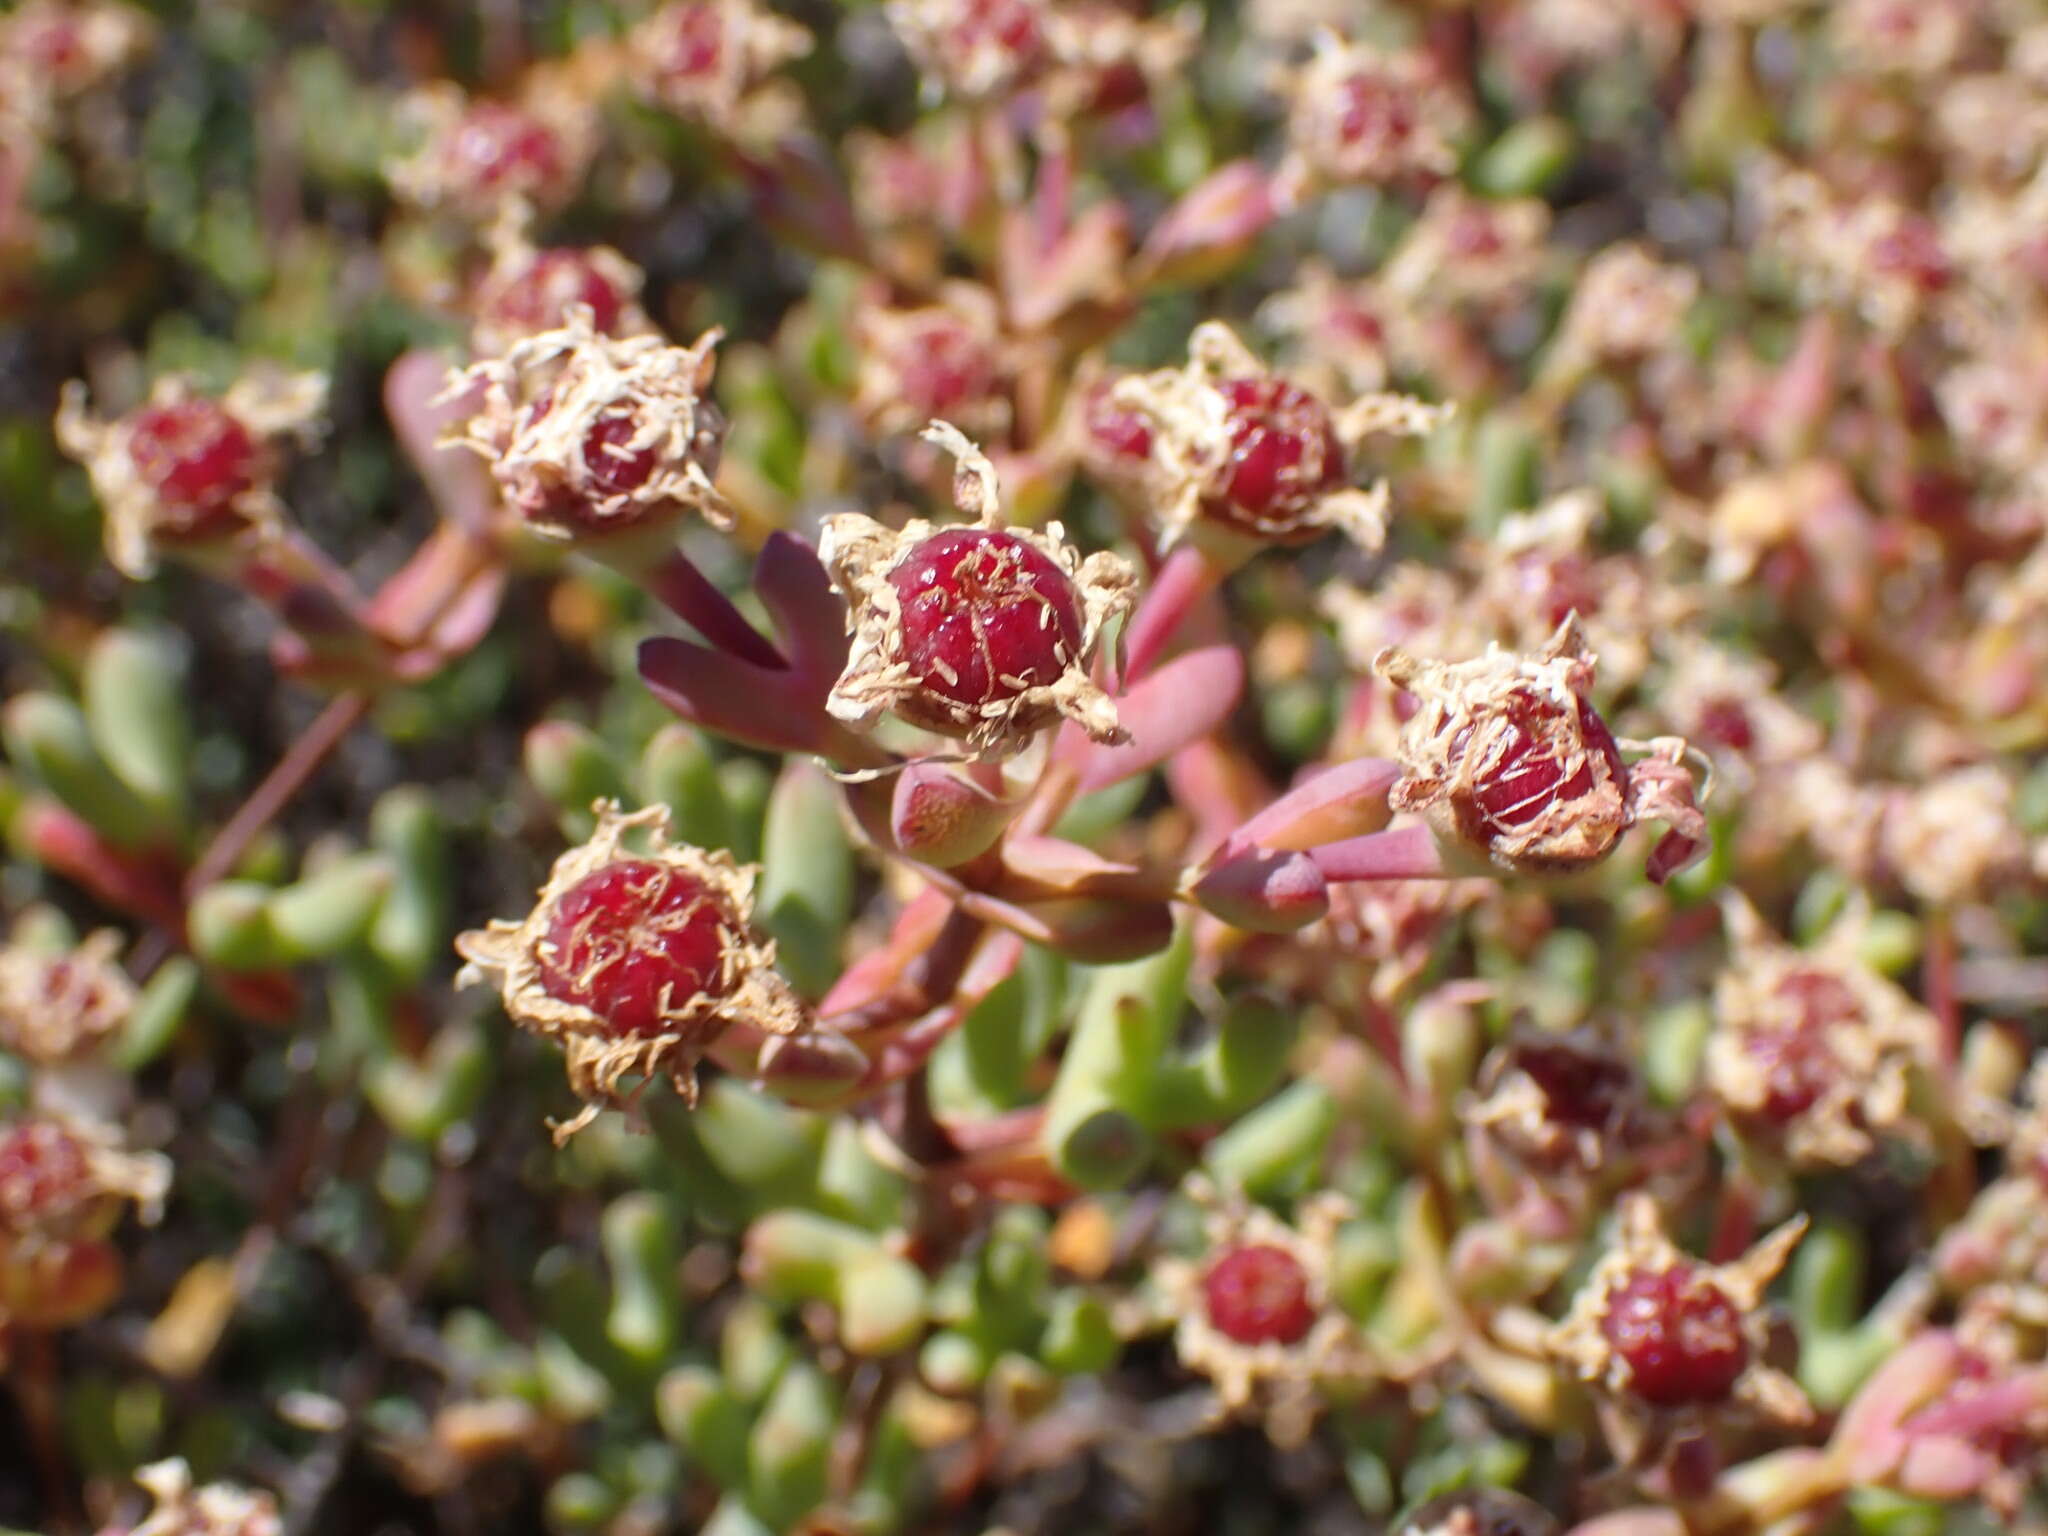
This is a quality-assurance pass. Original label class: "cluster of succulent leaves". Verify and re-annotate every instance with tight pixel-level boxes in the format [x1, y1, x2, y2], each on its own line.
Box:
[8, 1, 2048, 1534]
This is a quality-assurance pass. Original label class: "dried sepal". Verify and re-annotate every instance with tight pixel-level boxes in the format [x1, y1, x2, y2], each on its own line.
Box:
[441, 309, 732, 543]
[1373, 617, 1710, 879]
[1151, 1175, 1382, 1448]
[0, 929, 134, 1065]
[54, 369, 328, 579]
[1705, 895, 1945, 1169]
[1547, 1194, 1810, 1430]
[821, 421, 1136, 758]
[454, 801, 805, 1141]
[1114, 320, 1446, 557]
[1462, 1025, 1649, 1182]
[108, 1459, 282, 1536]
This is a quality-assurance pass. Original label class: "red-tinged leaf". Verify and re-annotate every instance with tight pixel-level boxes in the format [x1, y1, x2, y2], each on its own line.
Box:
[638, 636, 833, 755]
[818, 887, 955, 1021]
[1189, 847, 1329, 933]
[1067, 645, 1245, 793]
[1309, 823, 1447, 883]
[385, 349, 496, 535]
[1228, 757, 1400, 854]
[999, 833, 1139, 895]
[753, 532, 850, 682]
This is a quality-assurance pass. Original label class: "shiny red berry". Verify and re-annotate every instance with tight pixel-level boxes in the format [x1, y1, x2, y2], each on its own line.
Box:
[1209, 377, 1347, 535]
[1452, 691, 1624, 840]
[0, 1120, 95, 1232]
[535, 860, 737, 1037]
[483, 250, 628, 340]
[449, 103, 564, 196]
[1599, 1263, 1749, 1406]
[888, 528, 1083, 722]
[949, 0, 1046, 71]
[125, 398, 261, 536]
[1202, 1243, 1317, 1347]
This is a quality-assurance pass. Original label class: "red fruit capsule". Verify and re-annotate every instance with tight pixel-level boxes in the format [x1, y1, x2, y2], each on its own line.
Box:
[535, 859, 739, 1038]
[1598, 1263, 1750, 1407]
[1509, 1036, 1633, 1132]
[124, 398, 261, 537]
[1202, 1243, 1318, 1347]
[449, 102, 565, 197]
[1210, 376, 1348, 535]
[887, 528, 1085, 721]
[480, 249, 630, 343]
[0, 1119, 96, 1233]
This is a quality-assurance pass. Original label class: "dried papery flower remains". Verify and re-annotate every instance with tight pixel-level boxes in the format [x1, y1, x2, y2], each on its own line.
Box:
[624, 0, 812, 138]
[54, 369, 328, 579]
[1705, 897, 1945, 1169]
[386, 82, 595, 220]
[467, 216, 650, 359]
[1750, 161, 1952, 337]
[821, 421, 1136, 758]
[1547, 1195, 1809, 1429]
[455, 802, 805, 1140]
[884, 0, 1053, 102]
[1152, 1176, 1381, 1448]
[1937, 1062, 2048, 1356]
[0, 1113, 169, 1327]
[852, 283, 1012, 442]
[97, 1458, 282, 1536]
[442, 310, 731, 543]
[1276, 31, 1470, 198]
[1463, 1026, 1650, 1186]
[1373, 617, 1711, 881]
[0, 930, 134, 1065]
[1115, 320, 1447, 557]
[0, 0, 151, 103]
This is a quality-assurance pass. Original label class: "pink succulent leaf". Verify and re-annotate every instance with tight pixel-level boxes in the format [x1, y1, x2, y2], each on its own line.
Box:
[1227, 757, 1401, 855]
[1136, 159, 1278, 288]
[386, 349, 496, 535]
[890, 760, 1016, 867]
[1064, 645, 1245, 793]
[638, 635, 836, 755]
[732, 137, 869, 266]
[1121, 545, 1224, 685]
[999, 833, 1141, 894]
[1308, 823, 1448, 883]
[1188, 845, 1329, 933]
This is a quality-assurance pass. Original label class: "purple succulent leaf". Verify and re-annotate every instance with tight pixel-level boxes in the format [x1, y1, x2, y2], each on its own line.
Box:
[753, 531, 851, 684]
[638, 635, 834, 755]
[1308, 823, 1447, 883]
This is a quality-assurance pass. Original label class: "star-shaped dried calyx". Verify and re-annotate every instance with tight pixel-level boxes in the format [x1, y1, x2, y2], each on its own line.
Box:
[54, 369, 328, 579]
[624, 0, 812, 139]
[385, 80, 596, 220]
[100, 1459, 282, 1536]
[0, 930, 135, 1066]
[456, 802, 805, 1141]
[1276, 30, 1471, 197]
[0, 1113, 167, 1244]
[1151, 1175, 1383, 1449]
[1113, 320, 1447, 558]
[1373, 616, 1711, 880]
[1704, 895, 1945, 1169]
[1462, 1026, 1650, 1180]
[1547, 1194, 1809, 1429]
[442, 309, 731, 545]
[821, 421, 1136, 758]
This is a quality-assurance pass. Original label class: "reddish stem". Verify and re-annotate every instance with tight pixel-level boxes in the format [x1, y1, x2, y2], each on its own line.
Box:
[185, 692, 371, 898]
